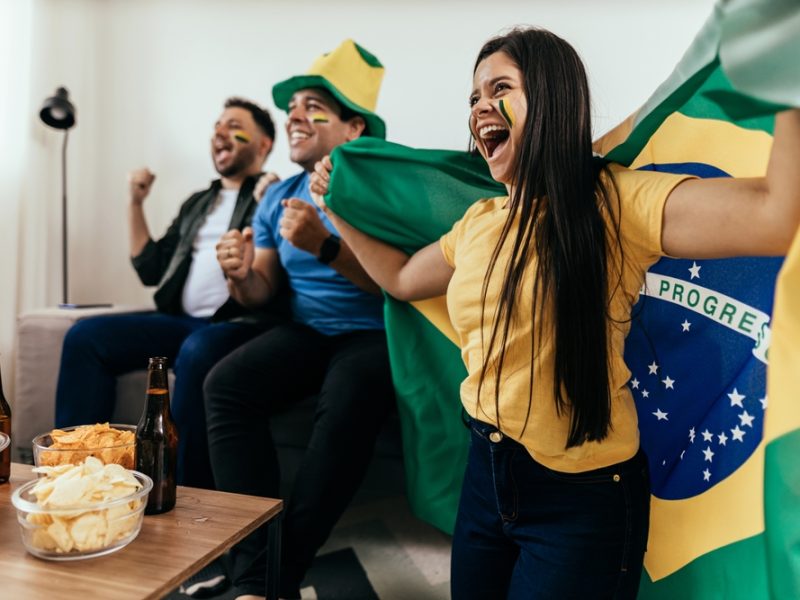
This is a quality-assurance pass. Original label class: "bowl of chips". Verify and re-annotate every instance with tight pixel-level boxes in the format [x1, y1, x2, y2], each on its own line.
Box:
[12, 457, 153, 560]
[32, 423, 136, 470]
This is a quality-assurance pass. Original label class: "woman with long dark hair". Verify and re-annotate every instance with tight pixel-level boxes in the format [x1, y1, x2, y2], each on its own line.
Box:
[310, 27, 799, 599]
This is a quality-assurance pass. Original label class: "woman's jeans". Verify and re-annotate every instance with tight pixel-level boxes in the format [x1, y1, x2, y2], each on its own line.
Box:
[452, 419, 650, 600]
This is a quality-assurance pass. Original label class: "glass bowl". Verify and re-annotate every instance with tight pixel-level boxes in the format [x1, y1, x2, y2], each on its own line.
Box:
[32, 423, 136, 470]
[11, 465, 152, 560]
[0, 431, 9, 453]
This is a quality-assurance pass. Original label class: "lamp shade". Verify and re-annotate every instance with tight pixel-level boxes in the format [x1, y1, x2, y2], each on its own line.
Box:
[39, 87, 76, 130]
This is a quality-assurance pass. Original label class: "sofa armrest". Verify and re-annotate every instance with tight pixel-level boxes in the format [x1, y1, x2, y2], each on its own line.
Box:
[13, 305, 152, 462]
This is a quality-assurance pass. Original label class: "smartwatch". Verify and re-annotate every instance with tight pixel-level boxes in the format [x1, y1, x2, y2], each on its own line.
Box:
[317, 233, 341, 265]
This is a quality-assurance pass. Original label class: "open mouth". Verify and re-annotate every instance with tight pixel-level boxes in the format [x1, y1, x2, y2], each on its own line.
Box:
[213, 136, 234, 162]
[289, 130, 312, 146]
[214, 146, 233, 163]
[479, 124, 510, 159]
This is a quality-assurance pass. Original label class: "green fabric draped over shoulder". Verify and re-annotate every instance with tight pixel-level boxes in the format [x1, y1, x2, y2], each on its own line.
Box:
[325, 137, 504, 533]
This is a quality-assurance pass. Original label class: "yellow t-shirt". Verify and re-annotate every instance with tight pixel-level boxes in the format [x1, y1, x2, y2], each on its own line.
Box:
[439, 164, 692, 473]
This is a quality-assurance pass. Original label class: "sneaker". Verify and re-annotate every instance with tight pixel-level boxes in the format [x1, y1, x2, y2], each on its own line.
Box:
[179, 558, 230, 598]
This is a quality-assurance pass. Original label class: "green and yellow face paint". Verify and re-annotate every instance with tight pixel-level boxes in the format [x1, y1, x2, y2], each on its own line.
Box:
[310, 112, 330, 124]
[498, 98, 515, 129]
[233, 130, 251, 144]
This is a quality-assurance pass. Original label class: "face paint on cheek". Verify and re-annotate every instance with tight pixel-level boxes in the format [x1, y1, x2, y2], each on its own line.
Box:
[310, 113, 330, 124]
[233, 130, 251, 144]
[498, 99, 515, 129]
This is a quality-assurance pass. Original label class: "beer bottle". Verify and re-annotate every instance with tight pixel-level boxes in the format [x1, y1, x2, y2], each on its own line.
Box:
[0, 363, 11, 484]
[135, 357, 178, 514]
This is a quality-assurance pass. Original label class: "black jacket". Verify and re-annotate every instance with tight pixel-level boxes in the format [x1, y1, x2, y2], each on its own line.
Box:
[130, 175, 270, 322]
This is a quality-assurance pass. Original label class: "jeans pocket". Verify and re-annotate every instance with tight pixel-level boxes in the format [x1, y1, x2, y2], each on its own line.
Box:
[538, 463, 622, 485]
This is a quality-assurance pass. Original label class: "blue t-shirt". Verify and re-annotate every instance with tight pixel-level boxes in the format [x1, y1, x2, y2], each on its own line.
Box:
[253, 171, 384, 335]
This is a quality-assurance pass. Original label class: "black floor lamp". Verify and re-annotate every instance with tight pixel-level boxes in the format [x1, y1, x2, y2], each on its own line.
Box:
[39, 87, 76, 307]
[39, 88, 111, 309]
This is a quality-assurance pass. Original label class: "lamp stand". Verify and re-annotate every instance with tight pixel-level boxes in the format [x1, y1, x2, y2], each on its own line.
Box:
[40, 85, 111, 309]
[56, 129, 111, 309]
[61, 129, 68, 305]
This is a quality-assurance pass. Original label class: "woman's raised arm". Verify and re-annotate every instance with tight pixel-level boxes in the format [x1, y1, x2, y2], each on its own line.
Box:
[310, 156, 454, 301]
[662, 108, 800, 258]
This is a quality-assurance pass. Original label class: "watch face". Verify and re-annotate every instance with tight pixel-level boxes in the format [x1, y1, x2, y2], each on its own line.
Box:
[318, 234, 341, 264]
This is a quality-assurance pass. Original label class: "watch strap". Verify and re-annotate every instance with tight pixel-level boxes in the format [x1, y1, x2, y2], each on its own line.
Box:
[317, 233, 341, 265]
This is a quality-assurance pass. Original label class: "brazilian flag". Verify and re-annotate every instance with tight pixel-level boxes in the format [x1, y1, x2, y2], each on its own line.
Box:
[593, 0, 800, 597]
[325, 0, 799, 595]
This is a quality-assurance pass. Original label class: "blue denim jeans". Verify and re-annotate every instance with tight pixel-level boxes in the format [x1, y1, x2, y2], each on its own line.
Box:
[451, 419, 650, 600]
[55, 312, 261, 488]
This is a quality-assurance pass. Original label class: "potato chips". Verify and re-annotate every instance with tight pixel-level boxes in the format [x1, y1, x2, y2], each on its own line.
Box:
[37, 423, 135, 469]
[24, 457, 146, 554]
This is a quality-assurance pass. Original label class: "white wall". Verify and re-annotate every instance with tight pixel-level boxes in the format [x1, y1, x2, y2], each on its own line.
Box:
[8, 0, 716, 362]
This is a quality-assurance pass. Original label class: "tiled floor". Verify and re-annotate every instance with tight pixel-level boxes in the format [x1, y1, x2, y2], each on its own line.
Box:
[168, 494, 451, 600]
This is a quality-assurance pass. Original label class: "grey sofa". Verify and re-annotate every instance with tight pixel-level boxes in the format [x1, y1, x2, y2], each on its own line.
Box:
[13, 306, 404, 497]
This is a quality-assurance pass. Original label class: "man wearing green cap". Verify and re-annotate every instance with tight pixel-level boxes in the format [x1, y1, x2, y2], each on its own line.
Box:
[205, 40, 394, 599]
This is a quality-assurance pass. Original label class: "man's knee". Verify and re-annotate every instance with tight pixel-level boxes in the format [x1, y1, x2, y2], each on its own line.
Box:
[175, 329, 220, 376]
[202, 355, 238, 411]
[62, 318, 106, 353]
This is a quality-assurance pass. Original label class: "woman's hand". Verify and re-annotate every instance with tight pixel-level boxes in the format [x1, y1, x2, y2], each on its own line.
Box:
[310, 155, 333, 212]
[254, 172, 280, 201]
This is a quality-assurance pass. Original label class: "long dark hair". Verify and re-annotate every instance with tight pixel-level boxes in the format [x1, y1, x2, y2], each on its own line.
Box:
[474, 27, 622, 448]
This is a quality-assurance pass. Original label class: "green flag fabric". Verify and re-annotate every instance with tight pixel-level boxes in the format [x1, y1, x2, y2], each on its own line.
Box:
[326, 140, 504, 532]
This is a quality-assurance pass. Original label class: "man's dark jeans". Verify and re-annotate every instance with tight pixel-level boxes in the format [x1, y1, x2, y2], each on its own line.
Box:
[204, 322, 394, 599]
[451, 419, 651, 600]
[55, 312, 261, 488]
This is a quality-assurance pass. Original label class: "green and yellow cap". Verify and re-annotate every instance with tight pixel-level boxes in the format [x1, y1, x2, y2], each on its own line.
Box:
[272, 39, 386, 139]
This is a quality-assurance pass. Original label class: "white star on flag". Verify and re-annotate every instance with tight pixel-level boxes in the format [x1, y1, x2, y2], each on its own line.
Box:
[680, 450, 685, 459]
[681, 319, 691, 332]
[739, 410, 755, 428]
[648, 361, 659, 375]
[689, 427, 696, 443]
[662, 376, 675, 389]
[759, 397, 768, 410]
[688, 261, 702, 279]
[653, 408, 669, 421]
[728, 388, 745, 408]
[718, 432, 728, 446]
[703, 446, 715, 462]
[703, 468, 711, 482]
[642, 389, 650, 398]
[630, 378, 640, 389]
[731, 425, 746, 442]
[701, 429, 713, 442]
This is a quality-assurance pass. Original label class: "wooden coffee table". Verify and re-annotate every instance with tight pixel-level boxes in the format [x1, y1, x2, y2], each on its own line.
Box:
[0, 463, 283, 599]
